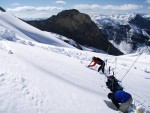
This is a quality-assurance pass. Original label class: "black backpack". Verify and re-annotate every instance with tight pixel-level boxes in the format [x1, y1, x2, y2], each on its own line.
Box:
[106, 76, 123, 92]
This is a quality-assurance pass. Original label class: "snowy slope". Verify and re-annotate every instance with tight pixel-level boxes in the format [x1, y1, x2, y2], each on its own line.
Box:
[0, 12, 75, 48]
[0, 39, 150, 113]
[0, 40, 111, 113]
[0, 12, 150, 113]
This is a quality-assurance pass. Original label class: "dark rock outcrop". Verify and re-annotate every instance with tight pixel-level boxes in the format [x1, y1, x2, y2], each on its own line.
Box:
[26, 9, 123, 55]
[0, 7, 6, 12]
[129, 14, 150, 30]
[101, 24, 131, 44]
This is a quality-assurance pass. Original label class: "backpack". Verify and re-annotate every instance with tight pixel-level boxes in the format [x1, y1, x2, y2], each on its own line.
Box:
[106, 75, 123, 92]
[95, 57, 104, 65]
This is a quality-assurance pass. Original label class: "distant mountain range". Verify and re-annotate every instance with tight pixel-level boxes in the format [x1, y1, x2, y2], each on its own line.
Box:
[92, 13, 150, 53]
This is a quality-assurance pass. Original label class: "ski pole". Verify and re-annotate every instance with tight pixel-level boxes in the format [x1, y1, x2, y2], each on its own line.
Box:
[87, 61, 93, 67]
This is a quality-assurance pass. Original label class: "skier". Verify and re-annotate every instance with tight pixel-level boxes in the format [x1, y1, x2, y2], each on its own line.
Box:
[88, 56, 105, 73]
[108, 90, 133, 113]
[106, 75, 123, 92]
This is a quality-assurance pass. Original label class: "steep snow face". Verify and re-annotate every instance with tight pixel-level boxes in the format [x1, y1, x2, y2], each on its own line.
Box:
[0, 13, 75, 48]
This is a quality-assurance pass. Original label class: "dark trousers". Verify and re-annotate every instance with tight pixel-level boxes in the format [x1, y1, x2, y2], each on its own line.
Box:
[98, 62, 105, 73]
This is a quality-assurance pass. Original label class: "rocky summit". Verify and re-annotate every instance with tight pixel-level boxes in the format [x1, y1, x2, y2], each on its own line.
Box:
[26, 9, 123, 55]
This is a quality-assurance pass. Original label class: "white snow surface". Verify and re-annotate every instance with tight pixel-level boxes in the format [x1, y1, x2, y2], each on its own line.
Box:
[0, 12, 150, 113]
[0, 12, 75, 48]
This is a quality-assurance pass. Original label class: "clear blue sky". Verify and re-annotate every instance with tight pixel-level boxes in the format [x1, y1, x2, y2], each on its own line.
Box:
[1, 0, 150, 19]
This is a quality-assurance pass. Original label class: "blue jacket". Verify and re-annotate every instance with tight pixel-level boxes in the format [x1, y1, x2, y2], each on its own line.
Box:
[115, 90, 131, 103]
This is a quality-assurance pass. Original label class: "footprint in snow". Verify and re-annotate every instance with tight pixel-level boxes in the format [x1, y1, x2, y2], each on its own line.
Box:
[8, 50, 13, 54]
[0, 73, 6, 82]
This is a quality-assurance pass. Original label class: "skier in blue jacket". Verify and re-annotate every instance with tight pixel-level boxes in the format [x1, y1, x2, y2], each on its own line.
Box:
[108, 90, 133, 113]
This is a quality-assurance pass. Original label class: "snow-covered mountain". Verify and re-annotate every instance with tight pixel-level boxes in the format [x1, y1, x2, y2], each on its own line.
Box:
[92, 13, 150, 54]
[142, 14, 150, 21]
[0, 12, 150, 113]
[92, 13, 137, 25]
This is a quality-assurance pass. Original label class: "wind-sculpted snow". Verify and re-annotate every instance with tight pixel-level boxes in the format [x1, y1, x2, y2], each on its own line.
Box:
[0, 26, 17, 41]
[17, 38, 90, 61]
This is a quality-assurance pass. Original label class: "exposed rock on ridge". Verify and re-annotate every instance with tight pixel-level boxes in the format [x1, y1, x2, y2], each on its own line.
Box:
[26, 9, 123, 55]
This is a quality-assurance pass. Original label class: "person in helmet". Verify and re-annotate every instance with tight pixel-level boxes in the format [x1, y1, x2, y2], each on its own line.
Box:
[88, 56, 105, 73]
[108, 90, 133, 113]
